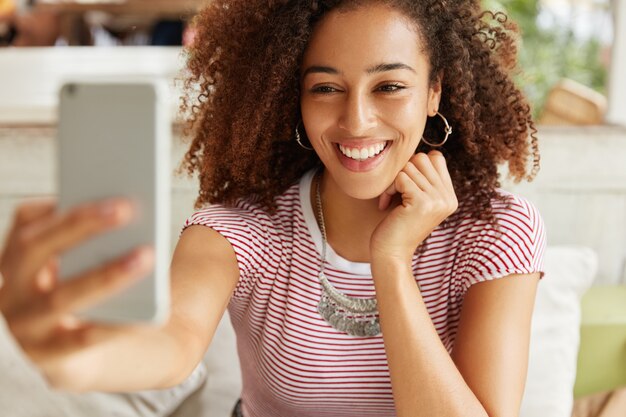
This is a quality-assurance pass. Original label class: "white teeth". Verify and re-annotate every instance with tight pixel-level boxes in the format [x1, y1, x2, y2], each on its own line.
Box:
[338, 142, 387, 161]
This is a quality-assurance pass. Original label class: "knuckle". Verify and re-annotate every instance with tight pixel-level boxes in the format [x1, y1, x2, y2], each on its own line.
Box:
[404, 161, 417, 173]
[11, 200, 56, 227]
[414, 152, 430, 163]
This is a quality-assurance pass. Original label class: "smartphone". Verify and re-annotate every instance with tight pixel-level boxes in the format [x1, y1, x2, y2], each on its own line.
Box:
[57, 80, 171, 324]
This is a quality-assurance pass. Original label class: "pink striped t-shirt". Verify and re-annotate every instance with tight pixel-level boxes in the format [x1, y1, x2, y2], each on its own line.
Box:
[181, 169, 546, 417]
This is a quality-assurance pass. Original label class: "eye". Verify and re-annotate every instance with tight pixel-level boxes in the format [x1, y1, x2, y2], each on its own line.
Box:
[377, 83, 406, 93]
[311, 85, 340, 94]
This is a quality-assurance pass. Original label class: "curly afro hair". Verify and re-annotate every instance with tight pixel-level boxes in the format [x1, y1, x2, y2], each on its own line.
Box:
[179, 0, 539, 225]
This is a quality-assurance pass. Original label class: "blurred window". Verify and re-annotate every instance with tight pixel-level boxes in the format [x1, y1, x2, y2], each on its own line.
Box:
[486, 0, 613, 124]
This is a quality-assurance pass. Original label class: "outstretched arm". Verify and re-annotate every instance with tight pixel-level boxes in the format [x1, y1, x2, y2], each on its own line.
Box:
[0, 198, 239, 392]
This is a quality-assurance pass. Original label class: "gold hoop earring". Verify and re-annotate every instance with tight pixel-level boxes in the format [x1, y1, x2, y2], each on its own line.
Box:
[295, 121, 314, 151]
[421, 111, 452, 147]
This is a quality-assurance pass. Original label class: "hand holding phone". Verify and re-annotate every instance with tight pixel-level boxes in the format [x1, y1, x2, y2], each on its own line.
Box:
[0, 197, 160, 390]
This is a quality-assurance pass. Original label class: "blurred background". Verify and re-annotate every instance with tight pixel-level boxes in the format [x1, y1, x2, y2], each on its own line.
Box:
[0, 0, 621, 125]
[0, 1, 625, 417]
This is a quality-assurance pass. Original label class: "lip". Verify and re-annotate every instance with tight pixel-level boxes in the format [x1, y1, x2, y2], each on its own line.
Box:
[334, 140, 391, 172]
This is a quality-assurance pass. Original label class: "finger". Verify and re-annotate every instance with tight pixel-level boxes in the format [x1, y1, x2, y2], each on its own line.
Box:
[10, 314, 86, 347]
[17, 198, 136, 282]
[410, 152, 444, 187]
[34, 258, 59, 293]
[11, 246, 153, 343]
[427, 150, 454, 190]
[49, 246, 154, 317]
[11, 197, 57, 230]
[379, 161, 429, 210]
[402, 162, 433, 192]
[393, 171, 421, 206]
[3, 198, 57, 254]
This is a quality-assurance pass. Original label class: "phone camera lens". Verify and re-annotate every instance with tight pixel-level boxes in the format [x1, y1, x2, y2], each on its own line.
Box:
[66, 84, 77, 96]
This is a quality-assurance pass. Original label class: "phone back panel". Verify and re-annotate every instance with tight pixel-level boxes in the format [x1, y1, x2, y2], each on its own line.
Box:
[57, 81, 170, 324]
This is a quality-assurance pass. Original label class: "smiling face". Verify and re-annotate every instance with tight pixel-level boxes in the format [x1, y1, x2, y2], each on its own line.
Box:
[300, 3, 442, 200]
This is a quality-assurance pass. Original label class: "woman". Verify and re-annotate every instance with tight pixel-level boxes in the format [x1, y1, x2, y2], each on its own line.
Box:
[0, 1, 545, 416]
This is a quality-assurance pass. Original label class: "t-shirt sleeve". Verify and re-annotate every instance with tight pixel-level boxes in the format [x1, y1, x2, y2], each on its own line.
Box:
[179, 203, 269, 300]
[456, 193, 547, 296]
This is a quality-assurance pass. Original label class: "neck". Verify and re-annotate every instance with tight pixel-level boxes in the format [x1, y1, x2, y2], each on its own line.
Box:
[312, 169, 395, 263]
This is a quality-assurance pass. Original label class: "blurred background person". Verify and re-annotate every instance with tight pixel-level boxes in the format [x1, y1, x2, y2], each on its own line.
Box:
[0, 0, 199, 47]
[0, 0, 61, 46]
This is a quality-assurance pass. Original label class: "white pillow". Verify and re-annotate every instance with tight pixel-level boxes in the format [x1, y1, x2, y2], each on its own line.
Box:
[520, 246, 598, 417]
[0, 315, 207, 417]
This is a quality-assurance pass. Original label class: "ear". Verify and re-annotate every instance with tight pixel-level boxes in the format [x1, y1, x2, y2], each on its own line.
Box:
[427, 73, 443, 116]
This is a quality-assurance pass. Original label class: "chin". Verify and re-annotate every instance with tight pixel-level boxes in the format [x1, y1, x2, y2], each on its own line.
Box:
[329, 169, 393, 201]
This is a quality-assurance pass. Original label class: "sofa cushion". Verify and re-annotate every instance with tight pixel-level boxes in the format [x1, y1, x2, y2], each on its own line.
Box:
[520, 246, 598, 417]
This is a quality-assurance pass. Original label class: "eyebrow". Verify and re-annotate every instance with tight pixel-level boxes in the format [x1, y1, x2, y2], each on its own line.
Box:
[366, 62, 416, 74]
[302, 62, 416, 78]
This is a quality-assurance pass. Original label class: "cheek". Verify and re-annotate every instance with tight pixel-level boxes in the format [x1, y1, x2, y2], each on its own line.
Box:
[380, 97, 428, 137]
[300, 100, 335, 142]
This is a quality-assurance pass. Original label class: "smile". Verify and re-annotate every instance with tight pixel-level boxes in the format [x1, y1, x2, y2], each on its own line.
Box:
[337, 141, 389, 161]
[333, 140, 391, 173]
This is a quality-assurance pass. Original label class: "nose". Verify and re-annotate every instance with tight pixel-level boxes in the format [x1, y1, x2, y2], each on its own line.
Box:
[337, 91, 377, 136]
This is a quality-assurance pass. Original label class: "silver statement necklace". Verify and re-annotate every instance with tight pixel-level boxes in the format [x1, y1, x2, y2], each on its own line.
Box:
[314, 173, 381, 337]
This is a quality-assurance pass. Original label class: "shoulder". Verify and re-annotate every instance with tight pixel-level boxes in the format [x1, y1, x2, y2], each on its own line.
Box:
[451, 189, 544, 242]
[180, 178, 304, 249]
[178, 200, 273, 297]
[178, 180, 304, 296]
[489, 190, 546, 258]
[490, 189, 544, 232]
[182, 199, 271, 238]
[449, 189, 547, 290]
